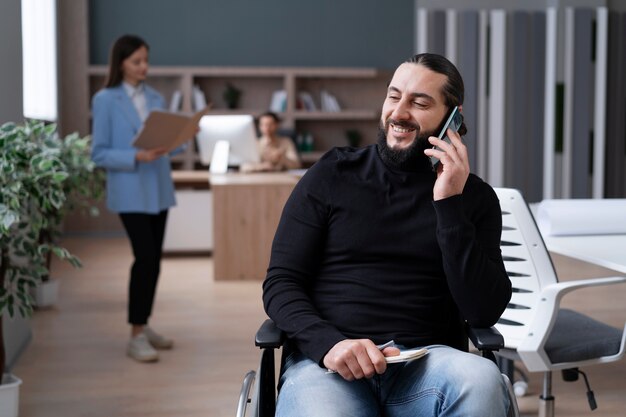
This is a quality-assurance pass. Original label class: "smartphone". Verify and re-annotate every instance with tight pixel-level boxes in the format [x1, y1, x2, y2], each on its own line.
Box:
[429, 106, 463, 169]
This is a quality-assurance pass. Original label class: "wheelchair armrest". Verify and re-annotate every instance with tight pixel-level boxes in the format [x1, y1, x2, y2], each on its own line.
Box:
[468, 326, 505, 351]
[255, 319, 285, 349]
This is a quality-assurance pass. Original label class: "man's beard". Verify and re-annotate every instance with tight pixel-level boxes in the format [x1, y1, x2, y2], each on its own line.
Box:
[376, 119, 435, 170]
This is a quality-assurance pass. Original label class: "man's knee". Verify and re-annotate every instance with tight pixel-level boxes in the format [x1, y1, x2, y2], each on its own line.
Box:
[452, 354, 510, 414]
[419, 347, 509, 414]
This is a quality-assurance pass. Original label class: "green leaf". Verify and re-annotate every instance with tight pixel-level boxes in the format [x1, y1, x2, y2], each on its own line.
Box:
[2, 162, 14, 175]
[16, 291, 27, 304]
[44, 123, 57, 135]
[52, 246, 67, 259]
[68, 255, 83, 268]
[1, 122, 16, 132]
[38, 159, 54, 171]
[34, 265, 48, 277]
[1, 210, 18, 230]
[52, 172, 69, 183]
[19, 305, 33, 319]
[31, 155, 43, 168]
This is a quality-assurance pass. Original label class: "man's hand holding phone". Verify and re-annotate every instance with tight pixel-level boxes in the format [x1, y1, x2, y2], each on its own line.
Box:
[423, 106, 470, 201]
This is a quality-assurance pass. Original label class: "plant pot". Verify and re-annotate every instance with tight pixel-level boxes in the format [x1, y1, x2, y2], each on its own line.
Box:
[0, 373, 22, 417]
[31, 278, 59, 308]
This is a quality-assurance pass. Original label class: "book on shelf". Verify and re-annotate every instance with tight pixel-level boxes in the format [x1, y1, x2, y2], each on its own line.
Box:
[270, 90, 287, 113]
[192, 85, 208, 112]
[169, 90, 182, 112]
[298, 91, 317, 111]
[320, 90, 341, 112]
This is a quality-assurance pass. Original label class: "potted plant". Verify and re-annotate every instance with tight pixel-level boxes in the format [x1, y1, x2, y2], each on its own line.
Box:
[34, 131, 105, 307]
[223, 82, 242, 109]
[0, 120, 96, 411]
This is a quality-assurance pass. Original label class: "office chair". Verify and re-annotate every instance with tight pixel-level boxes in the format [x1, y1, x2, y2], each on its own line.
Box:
[493, 187, 626, 417]
[237, 319, 520, 417]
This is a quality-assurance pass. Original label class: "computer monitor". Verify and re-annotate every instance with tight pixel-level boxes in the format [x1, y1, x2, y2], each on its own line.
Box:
[196, 114, 261, 168]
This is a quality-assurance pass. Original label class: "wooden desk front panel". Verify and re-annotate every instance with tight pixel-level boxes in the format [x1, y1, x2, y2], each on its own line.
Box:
[212, 180, 297, 280]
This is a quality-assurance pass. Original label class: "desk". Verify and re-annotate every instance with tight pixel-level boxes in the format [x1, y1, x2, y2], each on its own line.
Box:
[171, 170, 211, 189]
[542, 234, 626, 275]
[167, 170, 302, 278]
[530, 202, 626, 275]
[211, 172, 302, 281]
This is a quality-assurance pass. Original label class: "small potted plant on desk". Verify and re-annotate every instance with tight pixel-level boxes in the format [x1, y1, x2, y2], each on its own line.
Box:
[0, 121, 95, 416]
[223, 82, 242, 109]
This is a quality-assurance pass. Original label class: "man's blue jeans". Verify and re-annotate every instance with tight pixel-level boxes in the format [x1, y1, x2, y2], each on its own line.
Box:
[275, 345, 510, 417]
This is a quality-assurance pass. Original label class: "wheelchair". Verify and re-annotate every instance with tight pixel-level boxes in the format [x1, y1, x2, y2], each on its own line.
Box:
[237, 319, 520, 417]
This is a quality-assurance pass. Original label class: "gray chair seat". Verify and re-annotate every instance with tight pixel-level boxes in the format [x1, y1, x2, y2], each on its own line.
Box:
[545, 308, 623, 364]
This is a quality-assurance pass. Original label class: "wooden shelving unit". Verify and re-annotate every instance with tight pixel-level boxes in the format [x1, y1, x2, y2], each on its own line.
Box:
[86, 66, 390, 169]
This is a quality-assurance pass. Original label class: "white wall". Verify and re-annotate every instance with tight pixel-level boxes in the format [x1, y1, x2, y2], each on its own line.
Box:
[0, 0, 23, 124]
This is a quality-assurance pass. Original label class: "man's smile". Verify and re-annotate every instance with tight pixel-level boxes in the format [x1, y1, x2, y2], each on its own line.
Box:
[390, 123, 416, 134]
[386, 119, 419, 135]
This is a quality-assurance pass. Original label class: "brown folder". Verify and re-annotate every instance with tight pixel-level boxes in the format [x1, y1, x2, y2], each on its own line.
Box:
[132, 106, 211, 151]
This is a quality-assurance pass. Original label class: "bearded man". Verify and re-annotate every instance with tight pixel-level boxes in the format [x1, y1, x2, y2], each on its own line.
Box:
[262, 53, 512, 417]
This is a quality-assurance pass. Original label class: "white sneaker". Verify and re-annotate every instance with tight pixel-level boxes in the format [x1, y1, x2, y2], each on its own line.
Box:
[127, 333, 159, 362]
[144, 326, 174, 350]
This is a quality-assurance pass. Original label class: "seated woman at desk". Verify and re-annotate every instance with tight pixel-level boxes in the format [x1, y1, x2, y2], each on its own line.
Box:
[241, 112, 301, 172]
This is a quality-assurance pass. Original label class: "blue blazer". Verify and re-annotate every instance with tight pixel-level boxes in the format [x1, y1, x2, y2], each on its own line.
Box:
[91, 84, 177, 214]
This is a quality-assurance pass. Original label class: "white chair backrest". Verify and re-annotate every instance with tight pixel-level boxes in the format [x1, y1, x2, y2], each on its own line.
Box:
[493, 188, 559, 349]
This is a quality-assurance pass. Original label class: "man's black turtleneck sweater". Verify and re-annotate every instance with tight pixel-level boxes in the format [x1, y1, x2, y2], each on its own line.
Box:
[263, 144, 511, 365]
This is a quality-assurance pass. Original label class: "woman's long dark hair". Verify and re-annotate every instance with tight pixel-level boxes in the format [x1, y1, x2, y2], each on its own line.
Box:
[104, 35, 149, 88]
[406, 53, 467, 136]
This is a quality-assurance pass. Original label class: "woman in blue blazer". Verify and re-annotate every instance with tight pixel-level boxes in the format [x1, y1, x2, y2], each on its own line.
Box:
[92, 35, 176, 363]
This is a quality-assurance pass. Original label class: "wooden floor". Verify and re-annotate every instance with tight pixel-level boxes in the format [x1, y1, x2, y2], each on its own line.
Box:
[13, 236, 626, 417]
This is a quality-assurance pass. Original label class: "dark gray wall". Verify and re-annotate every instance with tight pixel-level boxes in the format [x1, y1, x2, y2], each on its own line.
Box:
[89, 0, 414, 69]
[605, 11, 626, 197]
[0, 0, 31, 372]
[0, 0, 23, 124]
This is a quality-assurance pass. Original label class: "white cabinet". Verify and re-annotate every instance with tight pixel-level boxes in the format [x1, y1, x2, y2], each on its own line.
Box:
[163, 190, 213, 252]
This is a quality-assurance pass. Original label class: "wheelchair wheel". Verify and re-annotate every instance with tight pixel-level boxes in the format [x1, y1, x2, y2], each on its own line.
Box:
[236, 370, 256, 417]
